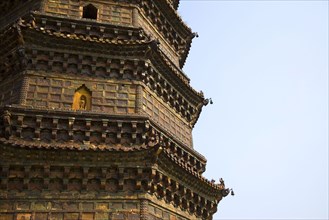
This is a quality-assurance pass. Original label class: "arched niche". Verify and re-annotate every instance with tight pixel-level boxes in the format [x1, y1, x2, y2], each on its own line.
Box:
[72, 85, 92, 111]
[82, 4, 98, 20]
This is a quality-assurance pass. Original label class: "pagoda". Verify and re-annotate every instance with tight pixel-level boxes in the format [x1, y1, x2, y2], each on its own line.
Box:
[0, 0, 230, 219]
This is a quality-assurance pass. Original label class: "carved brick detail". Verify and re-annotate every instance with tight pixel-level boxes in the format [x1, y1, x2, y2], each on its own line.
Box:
[140, 199, 148, 220]
[0, 1, 225, 219]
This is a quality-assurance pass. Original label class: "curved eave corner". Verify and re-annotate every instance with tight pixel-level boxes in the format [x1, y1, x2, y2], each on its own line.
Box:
[191, 95, 210, 128]
[173, 0, 180, 10]
[179, 35, 193, 68]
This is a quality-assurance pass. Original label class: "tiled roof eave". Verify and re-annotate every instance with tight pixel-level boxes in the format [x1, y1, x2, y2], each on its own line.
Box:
[147, 44, 205, 104]
[157, 149, 224, 201]
[149, 0, 193, 38]
[0, 137, 149, 152]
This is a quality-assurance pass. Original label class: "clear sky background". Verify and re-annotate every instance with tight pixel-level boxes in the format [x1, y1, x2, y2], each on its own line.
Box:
[178, 1, 328, 219]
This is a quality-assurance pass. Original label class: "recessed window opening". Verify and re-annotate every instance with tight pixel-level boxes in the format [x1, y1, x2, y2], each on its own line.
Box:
[83, 4, 98, 20]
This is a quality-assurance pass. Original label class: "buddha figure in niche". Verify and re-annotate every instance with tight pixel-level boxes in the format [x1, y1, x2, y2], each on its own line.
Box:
[72, 85, 91, 111]
[79, 95, 87, 110]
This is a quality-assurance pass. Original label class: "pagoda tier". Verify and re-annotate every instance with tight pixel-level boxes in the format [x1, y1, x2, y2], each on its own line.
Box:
[0, 106, 207, 174]
[0, 106, 228, 220]
[0, 0, 194, 69]
[0, 145, 224, 220]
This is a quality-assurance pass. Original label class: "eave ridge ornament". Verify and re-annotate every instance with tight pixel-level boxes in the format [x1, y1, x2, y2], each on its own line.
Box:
[173, 0, 180, 10]
[219, 178, 234, 197]
[147, 128, 159, 147]
[13, 18, 28, 69]
[144, 39, 160, 56]
[1, 110, 12, 139]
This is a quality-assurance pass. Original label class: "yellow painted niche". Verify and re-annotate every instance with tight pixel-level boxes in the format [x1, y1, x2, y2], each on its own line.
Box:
[72, 85, 92, 110]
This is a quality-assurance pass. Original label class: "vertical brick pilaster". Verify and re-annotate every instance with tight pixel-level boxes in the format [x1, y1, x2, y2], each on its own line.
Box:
[132, 8, 139, 27]
[140, 199, 148, 220]
[18, 75, 29, 105]
[135, 85, 143, 114]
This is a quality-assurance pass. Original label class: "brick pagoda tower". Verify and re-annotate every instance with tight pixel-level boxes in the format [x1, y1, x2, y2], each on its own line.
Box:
[0, 0, 230, 219]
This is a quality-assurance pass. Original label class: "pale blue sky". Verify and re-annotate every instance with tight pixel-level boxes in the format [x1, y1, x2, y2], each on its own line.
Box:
[179, 1, 328, 219]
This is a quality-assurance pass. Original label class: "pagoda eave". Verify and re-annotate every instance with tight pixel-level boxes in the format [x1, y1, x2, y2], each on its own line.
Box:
[0, 130, 225, 219]
[0, 105, 207, 173]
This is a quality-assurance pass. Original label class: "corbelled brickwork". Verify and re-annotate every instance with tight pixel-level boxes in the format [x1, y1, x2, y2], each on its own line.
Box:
[0, 0, 229, 219]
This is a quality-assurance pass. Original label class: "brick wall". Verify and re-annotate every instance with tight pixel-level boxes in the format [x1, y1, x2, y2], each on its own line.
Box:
[44, 0, 133, 26]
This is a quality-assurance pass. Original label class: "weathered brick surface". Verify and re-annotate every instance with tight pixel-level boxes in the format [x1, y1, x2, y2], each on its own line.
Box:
[0, 1, 225, 219]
